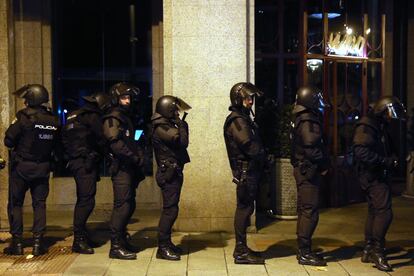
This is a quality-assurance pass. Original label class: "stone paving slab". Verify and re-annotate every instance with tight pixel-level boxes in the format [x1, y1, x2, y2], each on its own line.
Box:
[0, 197, 413, 275]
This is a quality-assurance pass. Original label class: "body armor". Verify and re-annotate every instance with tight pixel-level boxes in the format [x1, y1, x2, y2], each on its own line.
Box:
[62, 106, 102, 159]
[224, 107, 265, 178]
[7, 107, 59, 162]
[151, 113, 190, 166]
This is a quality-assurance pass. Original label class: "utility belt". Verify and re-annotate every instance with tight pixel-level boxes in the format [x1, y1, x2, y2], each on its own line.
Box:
[15, 152, 50, 163]
[293, 159, 318, 180]
[355, 161, 388, 181]
[232, 160, 249, 186]
[69, 150, 99, 160]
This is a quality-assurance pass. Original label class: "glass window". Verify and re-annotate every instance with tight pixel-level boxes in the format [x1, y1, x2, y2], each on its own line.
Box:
[256, 2, 278, 55]
[307, 58, 323, 89]
[367, 62, 382, 103]
[52, 0, 153, 176]
[283, 59, 299, 104]
[284, 0, 300, 53]
[306, 0, 323, 54]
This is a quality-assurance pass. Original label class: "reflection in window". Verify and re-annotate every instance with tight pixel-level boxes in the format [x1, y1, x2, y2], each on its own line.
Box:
[307, 59, 323, 89]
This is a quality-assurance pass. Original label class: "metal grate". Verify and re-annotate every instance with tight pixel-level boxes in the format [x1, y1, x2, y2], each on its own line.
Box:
[1, 246, 78, 275]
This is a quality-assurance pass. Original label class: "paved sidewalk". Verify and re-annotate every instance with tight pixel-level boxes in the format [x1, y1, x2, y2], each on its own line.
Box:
[0, 197, 413, 275]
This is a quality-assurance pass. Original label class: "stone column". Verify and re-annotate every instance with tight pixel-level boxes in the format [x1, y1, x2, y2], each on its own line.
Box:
[0, 0, 15, 229]
[163, 0, 255, 231]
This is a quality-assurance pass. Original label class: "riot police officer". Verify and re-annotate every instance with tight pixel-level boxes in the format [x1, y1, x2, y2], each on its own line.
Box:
[291, 86, 329, 266]
[103, 82, 145, 260]
[62, 92, 111, 254]
[4, 84, 59, 256]
[224, 82, 266, 264]
[353, 96, 406, 272]
[152, 95, 191, 261]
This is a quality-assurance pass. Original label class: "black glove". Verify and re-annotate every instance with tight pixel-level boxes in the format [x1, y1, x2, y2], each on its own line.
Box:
[0, 158, 6, 170]
[382, 157, 398, 168]
[133, 155, 144, 168]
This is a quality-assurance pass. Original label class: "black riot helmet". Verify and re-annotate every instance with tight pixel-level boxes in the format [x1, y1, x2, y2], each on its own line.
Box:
[83, 92, 112, 112]
[14, 84, 49, 107]
[292, 86, 329, 114]
[155, 95, 191, 119]
[109, 82, 140, 106]
[230, 82, 263, 108]
[373, 96, 406, 121]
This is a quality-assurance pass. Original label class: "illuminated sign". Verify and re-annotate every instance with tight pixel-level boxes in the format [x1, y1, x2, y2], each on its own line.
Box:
[327, 28, 366, 57]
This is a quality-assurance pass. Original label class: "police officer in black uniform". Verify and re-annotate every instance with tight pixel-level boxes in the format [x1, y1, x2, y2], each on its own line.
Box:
[291, 86, 329, 266]
[103, 82, 145, 260]
[62, 92, 111, 254]
[4, 84, 59, 256]
[152, 95, 191, 261]
[224, 82, 265, 265]
[353, 96, 406, 272]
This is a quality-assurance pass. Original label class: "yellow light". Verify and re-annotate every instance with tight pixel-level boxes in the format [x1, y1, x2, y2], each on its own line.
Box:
[346, 27, 353, 35]
[366, 28, 371, 35]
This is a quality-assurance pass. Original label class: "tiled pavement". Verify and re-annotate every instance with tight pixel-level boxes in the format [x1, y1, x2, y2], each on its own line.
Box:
[0, 197, 413, 275]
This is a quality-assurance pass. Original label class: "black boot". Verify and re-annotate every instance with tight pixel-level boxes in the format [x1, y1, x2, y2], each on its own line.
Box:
[369, 246, 392, 272]
[233, 243, 264, 265]
[122, 232, 139, 253]
[167, 240, 183, 254]
[297, 248, 326, 266]
[72, 234, 94, 254]
[156, 245, 181, 261]
[4, 234, 24, 255]
[109, 236, 136, 260]
[361, 242, 373, 263]
[32, 234, 47, 256]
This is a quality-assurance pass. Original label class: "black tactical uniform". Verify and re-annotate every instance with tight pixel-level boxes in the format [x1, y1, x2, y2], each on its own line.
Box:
[103, 83, 144, 260]
[353, 96, 406, 272]
[152, 95, 191, 261]
[4, 84, 59, 256]
[224, 82, 265, 265]
[62, 92, 111, 254]
[291, 86, 329, 266]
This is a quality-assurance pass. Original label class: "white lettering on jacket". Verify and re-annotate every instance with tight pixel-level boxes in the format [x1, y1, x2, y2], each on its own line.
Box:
[34, 124, 57, 131]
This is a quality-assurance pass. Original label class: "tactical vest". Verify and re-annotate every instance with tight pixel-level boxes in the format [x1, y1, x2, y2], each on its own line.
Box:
[15, 108, 59, 162]
[223, 110, 261, 171]
[151, 114, 190, 166]
[290, 112, 322, 166]
[62, 108, 99, 159]
[353, 116, 388, 161]
[104, 109, 138, 158]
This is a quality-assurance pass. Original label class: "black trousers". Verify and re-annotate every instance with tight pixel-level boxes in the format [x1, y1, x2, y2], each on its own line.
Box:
[110, 168, 139, 238]
[156, 167, 183, 245]
[293, 167, 320, 251]
[8, 169, 49, 236]
[361, 175, 393, 247]
[73, 166, 98, 236]
[234, 174, 259, 245]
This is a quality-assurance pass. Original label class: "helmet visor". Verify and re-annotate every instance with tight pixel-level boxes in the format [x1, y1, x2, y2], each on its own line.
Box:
[175, 97, 192, 112]
[243, 83, 264, 98]
[385, 102, 407, 121]
[13, 85, 30, 98]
